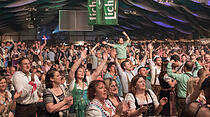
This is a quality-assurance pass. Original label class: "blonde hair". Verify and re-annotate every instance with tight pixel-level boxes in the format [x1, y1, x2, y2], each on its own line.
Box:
[104, 78, 117, 96]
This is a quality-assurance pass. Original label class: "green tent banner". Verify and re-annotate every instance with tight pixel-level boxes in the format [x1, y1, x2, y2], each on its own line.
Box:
[88, 0, 118, 25]
[88, 0, 96, 25]
[103, 0, 118, 25]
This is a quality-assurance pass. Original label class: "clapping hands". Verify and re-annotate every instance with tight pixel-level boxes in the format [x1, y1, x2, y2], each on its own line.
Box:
[138, 105, 148, 113]
[116, 101, 129, 115]
[64, 96, 73, 106]
[13, 91, 22, 100]
[160, 97, 168, 106]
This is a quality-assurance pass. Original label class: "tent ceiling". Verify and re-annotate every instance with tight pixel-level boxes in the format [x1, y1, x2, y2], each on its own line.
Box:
[0, 0, 210, 39]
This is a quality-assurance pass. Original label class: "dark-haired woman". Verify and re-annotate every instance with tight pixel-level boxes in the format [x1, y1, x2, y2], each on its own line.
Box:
[43, 69, 73, 117]
[125, 75, 168, 117]
[68, 50, 108, 117]
[158, 60, 177, 116]
[86, 80, 128, 117]
[11, 47, 20, 67]
[2, 48, 10, 68]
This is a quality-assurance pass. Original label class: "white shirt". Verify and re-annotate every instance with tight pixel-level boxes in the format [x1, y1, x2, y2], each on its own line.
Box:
[47, 51, 55, 62]
[163, 74, 173, 82]
[116, 61, 144, 94]
[12, 71, 41, 104]
[69, 76, 92, 91]
[86, 99, 115, 117]
[149, 59, 161, 85]
[129, 56, 135, 65]
[125, 89, 159, 110]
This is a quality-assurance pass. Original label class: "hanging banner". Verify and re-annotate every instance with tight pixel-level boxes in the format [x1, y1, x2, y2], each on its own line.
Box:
[88, 0, 118, 25]
[88, 0, 96, 25]
[96, 0, 104, 24]
[103, 0, 118, 25]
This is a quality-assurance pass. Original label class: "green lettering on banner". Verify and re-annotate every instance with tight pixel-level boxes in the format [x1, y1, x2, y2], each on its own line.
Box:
[96, 0, 104, 24]
[104, 0, 118, 25]
[88, 0, 96, 25]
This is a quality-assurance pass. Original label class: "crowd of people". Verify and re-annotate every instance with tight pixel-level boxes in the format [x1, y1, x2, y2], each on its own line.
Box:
[0, 32, 209, 117]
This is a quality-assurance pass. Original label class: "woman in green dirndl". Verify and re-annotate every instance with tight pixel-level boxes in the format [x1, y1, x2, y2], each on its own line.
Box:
[68, 50, 108, 117]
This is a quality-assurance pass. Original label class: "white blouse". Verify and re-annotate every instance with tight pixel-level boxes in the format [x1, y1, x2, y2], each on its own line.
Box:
[68, 76, 92, 91]
[86, 99, 116, 117]
[125, 89, 159, 110]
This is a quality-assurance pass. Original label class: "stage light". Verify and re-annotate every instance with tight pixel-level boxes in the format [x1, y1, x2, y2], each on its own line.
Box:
[52, 25, 59, 34]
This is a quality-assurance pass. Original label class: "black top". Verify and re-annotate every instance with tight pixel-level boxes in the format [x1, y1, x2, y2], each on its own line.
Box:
[44, 89, 68, 117]
[159, 72, 171, 89]
[134, 90, 155, 117]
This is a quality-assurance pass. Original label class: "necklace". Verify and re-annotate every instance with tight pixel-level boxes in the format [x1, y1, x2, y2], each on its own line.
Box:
[90, 100, 114, 117]
[109, 95, 120, 108]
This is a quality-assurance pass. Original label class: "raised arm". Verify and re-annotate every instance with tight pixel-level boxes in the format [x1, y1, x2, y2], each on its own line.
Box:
[192, 61, 202, 77]
[148, 43, 153, 60]
[122, 31, 130, 43]
[102, 41, 115, 47]
[148, 43, 156, 84]
[90, 43, 100, 55]
[140, 49, 148, 67]
[40, 38, 47, 50]
[30, 47, 37, 55]
[68, 50, 87, 82]
[187, 67, 208, 104]
[91, 50, 108, 80]
[167, 60, 183, 80]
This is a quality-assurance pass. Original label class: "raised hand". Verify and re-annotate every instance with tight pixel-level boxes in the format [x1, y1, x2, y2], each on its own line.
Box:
[80, 50, 87, 59]
[148, 43, 153, 50]
[103, 51, 108, 60]
[110, 49, 117, 58]
[31, 70, 36, 82]
[160, 97, 168, 106]
[96, 43, 100, 47]
[145, 50, 149, 56]
[102, 41, 107, 45]
[170, 59, 175, 64]
[122, 31, 128, 37]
